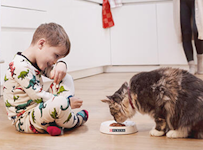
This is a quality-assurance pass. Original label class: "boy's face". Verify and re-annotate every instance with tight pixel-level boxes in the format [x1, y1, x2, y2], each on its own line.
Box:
[36, 40, 67, 71]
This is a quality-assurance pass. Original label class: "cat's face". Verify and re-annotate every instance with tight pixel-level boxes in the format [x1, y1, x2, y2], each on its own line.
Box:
[102, 82, 136, 123]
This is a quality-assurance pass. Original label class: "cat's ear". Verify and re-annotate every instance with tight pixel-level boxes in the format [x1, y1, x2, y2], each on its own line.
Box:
[101, 99, 113, 105]
[106, 95, 112, 100]
[121, 82, 128, 94]
[123, 81, 128, 87]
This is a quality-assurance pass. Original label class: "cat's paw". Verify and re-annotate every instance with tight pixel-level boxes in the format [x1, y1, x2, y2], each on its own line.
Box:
[149, 129, 165, 137]
[166, 130, 187, 138]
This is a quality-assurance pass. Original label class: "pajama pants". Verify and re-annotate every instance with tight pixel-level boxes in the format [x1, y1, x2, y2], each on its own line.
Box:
[15, 74, 80, 133]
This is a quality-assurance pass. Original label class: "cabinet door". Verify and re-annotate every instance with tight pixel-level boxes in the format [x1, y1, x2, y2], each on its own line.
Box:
[111, 3, 158, 65]
[157, 1, 187, 65]
[1, 6, 47, 28]
[48, 0, 111, 71]
[1, 0, 49, 11]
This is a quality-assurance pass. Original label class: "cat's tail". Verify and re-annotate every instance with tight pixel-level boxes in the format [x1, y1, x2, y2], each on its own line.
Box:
[189, 131, 203, 139]
[196, 132, 203, 139]
[189, 120, 203, 139]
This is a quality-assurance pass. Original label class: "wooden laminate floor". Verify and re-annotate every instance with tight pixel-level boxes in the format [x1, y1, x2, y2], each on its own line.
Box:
[1, 73, 203, 150]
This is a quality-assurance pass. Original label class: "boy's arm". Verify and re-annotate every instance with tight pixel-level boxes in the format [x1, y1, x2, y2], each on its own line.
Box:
[43, 61, 67, 84]
[14, 63, 54, 102]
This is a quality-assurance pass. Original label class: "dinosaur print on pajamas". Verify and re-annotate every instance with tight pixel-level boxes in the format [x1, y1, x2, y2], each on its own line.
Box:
[17, 110, 25, 117]
[39, 102, 47, 117]
[18, 69, 29, 80]
[15, 87, 25, 92]
[60, 95, 72, 110]
[35, 70, 41, 77]
[57, 86, 68, 95]
[13, 96, 19, 101]
[9, 62, 16, 77]
[5, 100, 12, 107]
[3, 86, 7, 91]
[17, 117, 24, 132]
[25, 75, 39, 90]
[63, 113, 72, 124]
[4, 75, 8, 82]
[34, 98, 43, 104]
[32, 110, 36, 123]
[41, 121, 49, 126]
[50, 108, 59, 119]
[15, 99, 33, 113]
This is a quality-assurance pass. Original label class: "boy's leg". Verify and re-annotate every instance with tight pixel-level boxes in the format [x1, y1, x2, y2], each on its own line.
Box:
[15, 74, 88, 135]
[15, 113, 36, 133]
[29, 96, 88, 132]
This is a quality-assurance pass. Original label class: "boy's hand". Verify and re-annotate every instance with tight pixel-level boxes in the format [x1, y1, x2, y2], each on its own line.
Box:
[70, 97, 83, 109]
[50, 62, 67, 85]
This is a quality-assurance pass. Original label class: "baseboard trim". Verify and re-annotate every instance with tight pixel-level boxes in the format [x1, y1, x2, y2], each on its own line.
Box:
[104, 65, 189, 73]
[68, 66, 104, 80]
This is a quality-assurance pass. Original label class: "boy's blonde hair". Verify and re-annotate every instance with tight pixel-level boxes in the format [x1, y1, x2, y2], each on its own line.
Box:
[31, 23, 71, 56]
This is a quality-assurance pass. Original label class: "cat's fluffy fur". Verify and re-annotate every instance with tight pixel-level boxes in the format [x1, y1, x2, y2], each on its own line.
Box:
[102, 68, 203, 139]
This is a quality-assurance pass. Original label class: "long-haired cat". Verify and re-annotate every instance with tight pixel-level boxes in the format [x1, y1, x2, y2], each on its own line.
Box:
[102, 68, 203, 139]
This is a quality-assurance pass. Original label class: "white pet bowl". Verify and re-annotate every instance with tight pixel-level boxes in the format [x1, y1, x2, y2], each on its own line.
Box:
[100, 120, 138, 135]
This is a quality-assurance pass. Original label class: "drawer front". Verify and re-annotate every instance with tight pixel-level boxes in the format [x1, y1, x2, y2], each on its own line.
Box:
[1, 0, 49, 11]
[1, 6, 47, 28]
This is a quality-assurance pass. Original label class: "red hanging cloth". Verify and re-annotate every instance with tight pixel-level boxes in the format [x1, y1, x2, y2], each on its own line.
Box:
[102, 0, 115, 28]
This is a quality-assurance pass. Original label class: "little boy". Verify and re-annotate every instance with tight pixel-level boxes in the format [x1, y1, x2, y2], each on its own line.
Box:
[3, 23, 88, 136]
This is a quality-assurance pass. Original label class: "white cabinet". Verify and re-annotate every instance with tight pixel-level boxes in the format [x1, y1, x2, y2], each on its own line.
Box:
[110, 0, 187, 65]
[157, 1, 187, 65]
[110, 3, 158, 65]
[47, 0, 111, 71]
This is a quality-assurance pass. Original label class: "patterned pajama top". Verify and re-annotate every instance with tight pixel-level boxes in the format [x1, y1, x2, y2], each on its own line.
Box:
[3, 52, 55, 124]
